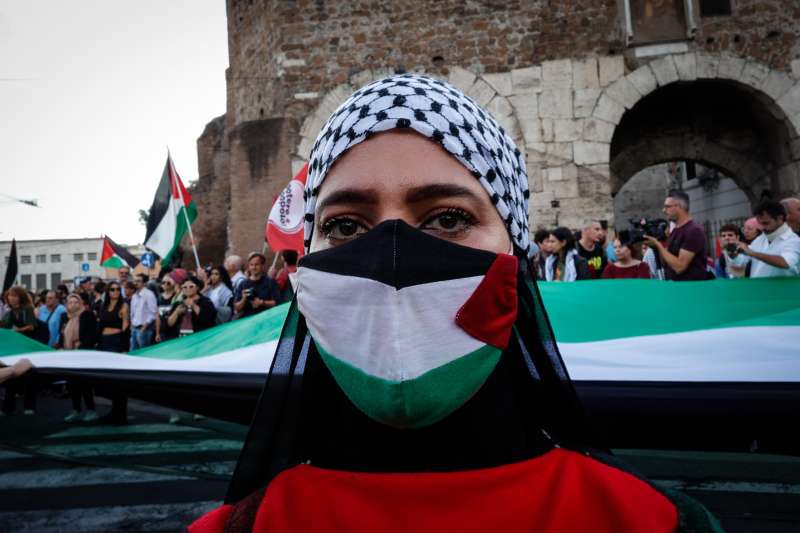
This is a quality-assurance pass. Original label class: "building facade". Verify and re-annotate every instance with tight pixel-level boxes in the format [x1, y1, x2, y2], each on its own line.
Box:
[1, 238, 105, 291]
[189, 0, 800, 262]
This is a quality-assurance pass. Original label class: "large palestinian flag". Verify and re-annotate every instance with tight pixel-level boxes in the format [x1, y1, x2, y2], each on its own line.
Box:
[2, 279, 799, 448]
[144, 154, 197, 265]
[100, 235, 141, 269]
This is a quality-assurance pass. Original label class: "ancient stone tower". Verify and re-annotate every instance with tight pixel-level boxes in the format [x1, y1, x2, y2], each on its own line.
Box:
[191, 0, 800, 262]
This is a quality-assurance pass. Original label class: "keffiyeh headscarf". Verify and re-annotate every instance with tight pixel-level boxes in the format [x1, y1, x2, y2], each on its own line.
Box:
[303, 73, 531, 256]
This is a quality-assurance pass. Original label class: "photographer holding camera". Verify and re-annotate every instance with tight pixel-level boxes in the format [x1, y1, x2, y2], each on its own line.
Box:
[736, 200, 800, 278]
[714, 224, 749, 279]
[644, 190, 708, 281]
[234, 252, 280, 318]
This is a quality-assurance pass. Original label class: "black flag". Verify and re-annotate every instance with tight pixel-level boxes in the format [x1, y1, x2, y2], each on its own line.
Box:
[3, 238, 18, 292]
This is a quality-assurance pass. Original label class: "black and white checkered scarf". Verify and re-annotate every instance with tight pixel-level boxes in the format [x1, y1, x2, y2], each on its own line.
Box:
[303, 73, 531, 256]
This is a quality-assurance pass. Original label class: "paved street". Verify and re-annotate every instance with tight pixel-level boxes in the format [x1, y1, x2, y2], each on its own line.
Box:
[1, 391, 799, 532]
[0, 393, 242, 532]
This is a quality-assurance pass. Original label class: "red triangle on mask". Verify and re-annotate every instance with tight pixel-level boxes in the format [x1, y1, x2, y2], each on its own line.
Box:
[455, 254, 518, 349]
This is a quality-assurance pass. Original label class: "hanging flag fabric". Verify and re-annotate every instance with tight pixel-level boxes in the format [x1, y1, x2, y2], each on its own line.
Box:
[2, 238, 18, 292]
[100, 235, 141, 269]
[144, 155, 198, 265]
[1, 278, 799, 435]
[265, 162, 308, 254]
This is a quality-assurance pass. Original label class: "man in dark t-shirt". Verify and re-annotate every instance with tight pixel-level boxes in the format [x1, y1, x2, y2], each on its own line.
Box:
[234, 252, 280, 318]
[576, 220, 607, 279]
[644, 189, 708, 281]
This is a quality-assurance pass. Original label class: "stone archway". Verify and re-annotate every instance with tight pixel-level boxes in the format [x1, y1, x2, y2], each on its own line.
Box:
[292, 66, 526, 176]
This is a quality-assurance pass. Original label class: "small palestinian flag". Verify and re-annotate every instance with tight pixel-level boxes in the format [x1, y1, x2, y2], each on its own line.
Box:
[144, 154, 197, 265]
[100, 236, 140, 269]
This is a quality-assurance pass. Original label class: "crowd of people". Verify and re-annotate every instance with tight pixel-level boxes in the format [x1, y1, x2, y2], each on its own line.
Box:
[0, 250, 299, 423]
[530, 192, 800, 282]
[2, 191, 799, 422]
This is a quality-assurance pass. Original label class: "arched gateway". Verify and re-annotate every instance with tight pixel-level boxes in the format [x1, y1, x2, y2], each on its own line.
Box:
[295, 53, 800, 234]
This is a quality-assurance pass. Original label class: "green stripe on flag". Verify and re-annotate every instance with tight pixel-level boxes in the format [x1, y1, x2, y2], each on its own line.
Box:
[128, 302, 288, 360]
[538, 278, 800, 343]
[101, 255, 125, 268]
[162, 203, 198, 266]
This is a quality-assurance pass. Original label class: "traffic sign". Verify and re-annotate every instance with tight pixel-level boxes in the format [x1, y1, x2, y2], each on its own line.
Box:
[81, 263, 90, 272]
[141, 252, 155, 268]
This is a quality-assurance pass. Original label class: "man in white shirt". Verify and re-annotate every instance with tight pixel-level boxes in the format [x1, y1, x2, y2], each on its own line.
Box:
[738, 200, 800, 278]
[225, 255, 247, 293]
[130, 273, 159, 350]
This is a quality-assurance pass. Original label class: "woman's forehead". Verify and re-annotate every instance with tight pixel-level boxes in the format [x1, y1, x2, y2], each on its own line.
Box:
[316, 131, 490, 209]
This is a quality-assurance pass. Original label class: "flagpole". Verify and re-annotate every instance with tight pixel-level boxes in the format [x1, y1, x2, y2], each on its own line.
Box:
[168, 150, 202, 273]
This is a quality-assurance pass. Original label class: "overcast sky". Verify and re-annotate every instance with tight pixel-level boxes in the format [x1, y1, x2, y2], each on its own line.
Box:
[0, 1, 228, 245]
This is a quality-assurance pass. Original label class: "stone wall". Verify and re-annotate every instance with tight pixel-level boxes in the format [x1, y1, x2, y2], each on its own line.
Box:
[191, 0, 800, 258]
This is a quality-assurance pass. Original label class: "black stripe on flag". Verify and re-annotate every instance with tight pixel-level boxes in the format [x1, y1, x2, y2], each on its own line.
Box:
[144, 158, 172, 245]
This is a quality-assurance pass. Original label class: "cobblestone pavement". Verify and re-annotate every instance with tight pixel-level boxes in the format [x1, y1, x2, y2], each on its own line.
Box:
[1, 392, 799, 532]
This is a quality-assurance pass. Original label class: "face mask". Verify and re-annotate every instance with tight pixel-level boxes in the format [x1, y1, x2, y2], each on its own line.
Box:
[295, 220, 518, 429]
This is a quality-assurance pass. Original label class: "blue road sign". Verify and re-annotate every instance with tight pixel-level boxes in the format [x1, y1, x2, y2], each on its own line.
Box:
[81, 263, 90, 272]
[141, 252, 155, 268]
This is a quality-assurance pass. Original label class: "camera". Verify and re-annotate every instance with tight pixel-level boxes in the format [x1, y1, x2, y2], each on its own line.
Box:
[629, 218, 668, 242]
[724, 242, 739, 257]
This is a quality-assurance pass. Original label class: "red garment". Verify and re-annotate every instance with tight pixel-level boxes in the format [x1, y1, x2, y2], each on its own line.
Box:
[189, 448, 677, 533]
[274, 265, 297, 291]
[602, 262, 651, 279]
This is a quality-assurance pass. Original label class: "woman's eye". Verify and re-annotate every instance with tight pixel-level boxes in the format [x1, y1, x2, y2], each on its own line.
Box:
[422, 209, 476, 234]
[320, 217, 367, 241]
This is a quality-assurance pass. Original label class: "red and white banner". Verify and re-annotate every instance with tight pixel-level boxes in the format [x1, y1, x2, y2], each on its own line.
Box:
[265, 162, 308, 255]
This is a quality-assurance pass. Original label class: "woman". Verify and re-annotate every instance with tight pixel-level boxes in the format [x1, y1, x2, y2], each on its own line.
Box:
[157, 272, 183, 342]
[1, 286, 39, 415]
[61, 293, 98, 422]
[190, 75, 716, 532]
[167, 275, 216, 336]
[602, 230, 652, 279]
[544, 227, 590, 281]
[203, 265, 234, 323]
[97, 281, 130, 353]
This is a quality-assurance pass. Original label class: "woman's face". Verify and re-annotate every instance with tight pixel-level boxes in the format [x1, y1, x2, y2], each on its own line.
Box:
[7, 292, 19, 307]
[545, 235, 564, 254]
[310, 131, 512, 254]
[161, 278, 175, 293]
[613, 239, 631, 261]
[210, 269, 221, 286]
[66, 296, 82, 314]
[182, 282, 198, 298]
[107, 284, 121, 299]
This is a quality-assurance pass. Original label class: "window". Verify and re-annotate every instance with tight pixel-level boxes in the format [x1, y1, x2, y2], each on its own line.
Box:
[20, 274, 31, 288]
[51, 254, 61, 263]
[51, 272, 62, 288]
[21, 255, 31, 264]
[36, 273, 47, 290]
[700, 0, 732, 16]
[87, 252, 98, 261]
[36, 254, 46, 264]
[73, 253, 84, 261]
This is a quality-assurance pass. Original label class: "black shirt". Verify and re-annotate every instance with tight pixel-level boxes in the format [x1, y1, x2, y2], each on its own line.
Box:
[576, 242, 607, 279]
[234, 275, 280, 317]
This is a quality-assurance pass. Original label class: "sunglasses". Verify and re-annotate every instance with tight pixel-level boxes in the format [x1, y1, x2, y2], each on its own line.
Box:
[108, 288, 120, 292]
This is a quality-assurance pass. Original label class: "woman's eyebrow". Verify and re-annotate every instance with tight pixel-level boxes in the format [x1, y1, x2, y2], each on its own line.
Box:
[405, 183, 481, 204]
[316, 188, 379, 212]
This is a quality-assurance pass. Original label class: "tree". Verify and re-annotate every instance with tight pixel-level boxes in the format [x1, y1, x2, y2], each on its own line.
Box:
[138, 209, 150, 226]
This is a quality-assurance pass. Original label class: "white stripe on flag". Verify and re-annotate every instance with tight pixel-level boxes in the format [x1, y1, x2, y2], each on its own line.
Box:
[144, 198, 181, 259]
[297, 267, 485, 381]
[561, 326, 800, 382]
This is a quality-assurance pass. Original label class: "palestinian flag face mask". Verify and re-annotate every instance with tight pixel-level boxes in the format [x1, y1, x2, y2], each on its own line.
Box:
[296, 220, 518, 429]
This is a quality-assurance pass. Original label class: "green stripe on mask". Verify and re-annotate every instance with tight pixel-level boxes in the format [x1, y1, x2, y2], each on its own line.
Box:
[316, 341, 502, 429]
